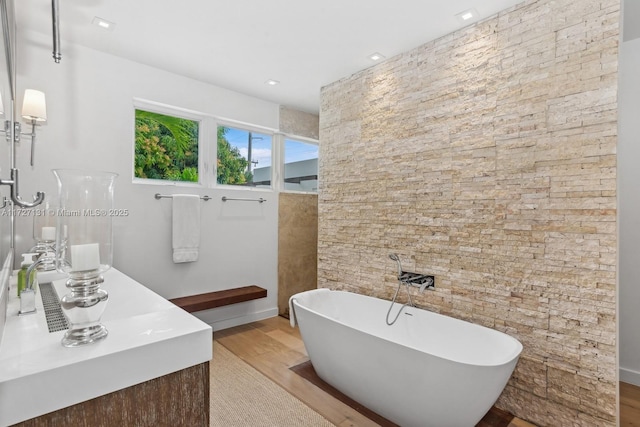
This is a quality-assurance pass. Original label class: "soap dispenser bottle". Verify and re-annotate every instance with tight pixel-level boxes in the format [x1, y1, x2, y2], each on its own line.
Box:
[17, 253, 38, 296]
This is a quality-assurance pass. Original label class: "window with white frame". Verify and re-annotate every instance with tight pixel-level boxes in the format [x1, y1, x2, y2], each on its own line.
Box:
[134, 106, 201, 183]
[217, 125, 272, 188]
[283, 137, 318, 192]
[132, 100, 319, 192]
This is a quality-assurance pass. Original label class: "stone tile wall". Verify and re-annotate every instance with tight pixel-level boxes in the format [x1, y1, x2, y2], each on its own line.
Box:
[318, 0, 619, 425]
[279, 106, 320, 140]
[278, 192, 318, 317]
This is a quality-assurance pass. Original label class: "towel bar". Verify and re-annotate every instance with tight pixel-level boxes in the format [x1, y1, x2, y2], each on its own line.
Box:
[155, 193, 211, 201]
[221, 196, 266, 203]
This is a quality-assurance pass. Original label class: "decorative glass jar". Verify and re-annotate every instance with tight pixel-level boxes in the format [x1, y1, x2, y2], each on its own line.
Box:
[53, 169, 118, 347]
[31, 199, 57, 271]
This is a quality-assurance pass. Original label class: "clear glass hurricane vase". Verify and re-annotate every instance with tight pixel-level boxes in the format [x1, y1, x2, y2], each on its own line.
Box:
[31, 199, 57, 271]
[53, 169, 118, 347]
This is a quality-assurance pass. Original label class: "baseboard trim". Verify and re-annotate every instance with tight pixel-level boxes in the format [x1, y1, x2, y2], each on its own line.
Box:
[620, 367, 640, 387]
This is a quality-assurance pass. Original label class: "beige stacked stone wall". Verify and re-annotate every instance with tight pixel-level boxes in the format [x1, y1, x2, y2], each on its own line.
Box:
[279, 106, 320, 140]
[278, 192, 318, 317]
[277, 107, 320, 317]
[318, 0, 619, 425]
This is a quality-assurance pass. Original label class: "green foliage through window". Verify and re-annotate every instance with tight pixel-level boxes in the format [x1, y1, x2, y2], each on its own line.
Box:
[134, 109, 199, 182]
[217, 126, 272, 187]
[217, 126, 250, 185]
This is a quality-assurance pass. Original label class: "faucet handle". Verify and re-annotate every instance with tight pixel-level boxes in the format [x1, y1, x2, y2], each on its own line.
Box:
[419, 276, 435, 292]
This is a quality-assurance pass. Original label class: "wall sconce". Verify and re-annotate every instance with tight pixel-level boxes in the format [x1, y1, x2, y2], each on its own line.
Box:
[2, 88, 47, 167]
[20, 89, 47, 166]
[0, 88, 48, 209]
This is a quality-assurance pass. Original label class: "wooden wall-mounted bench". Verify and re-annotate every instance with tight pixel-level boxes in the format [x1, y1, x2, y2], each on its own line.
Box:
[169, 285, 267, 313]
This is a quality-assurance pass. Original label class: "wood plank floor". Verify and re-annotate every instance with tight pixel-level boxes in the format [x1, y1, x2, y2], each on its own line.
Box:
[214, 316, 535, 427]
[621, 381, 640, 427]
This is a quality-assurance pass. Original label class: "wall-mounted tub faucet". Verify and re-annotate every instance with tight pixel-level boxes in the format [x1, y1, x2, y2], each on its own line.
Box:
[387, 253, 435, 291]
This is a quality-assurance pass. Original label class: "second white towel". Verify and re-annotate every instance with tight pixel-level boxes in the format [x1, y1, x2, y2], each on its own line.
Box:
[172, 194, 201, 263]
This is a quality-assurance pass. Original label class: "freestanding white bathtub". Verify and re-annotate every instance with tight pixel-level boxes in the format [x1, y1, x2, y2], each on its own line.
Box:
[289, 288, 522, 427]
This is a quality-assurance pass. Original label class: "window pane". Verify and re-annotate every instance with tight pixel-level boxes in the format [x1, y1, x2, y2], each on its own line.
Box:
[284, 139, 318, 192]
[217, 126, 272, 187]
[134, 109, 199, 182]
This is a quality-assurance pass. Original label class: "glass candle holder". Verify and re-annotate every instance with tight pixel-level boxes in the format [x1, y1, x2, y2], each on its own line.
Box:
[53, 169, 118, 347]
[31, 199, 57, 271]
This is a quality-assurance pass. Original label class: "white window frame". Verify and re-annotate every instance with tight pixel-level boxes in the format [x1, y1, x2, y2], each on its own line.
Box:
[132, 98, 212, 187]
[280, 133, 319, 195]
[131, 99, 318, 196]
[214, 119, 277, 193]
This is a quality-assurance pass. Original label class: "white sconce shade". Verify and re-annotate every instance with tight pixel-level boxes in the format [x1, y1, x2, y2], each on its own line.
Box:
[22, 89, 47, 122]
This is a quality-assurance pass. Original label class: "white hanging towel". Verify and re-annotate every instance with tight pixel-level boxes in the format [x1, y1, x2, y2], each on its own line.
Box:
[172, 194, 201, 263]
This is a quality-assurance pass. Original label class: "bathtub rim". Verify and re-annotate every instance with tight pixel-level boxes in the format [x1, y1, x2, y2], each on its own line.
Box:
[290, 288, 523, 368]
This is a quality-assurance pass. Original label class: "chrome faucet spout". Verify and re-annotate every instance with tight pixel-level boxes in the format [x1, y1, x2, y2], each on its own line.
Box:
[26, 257, 48, 290]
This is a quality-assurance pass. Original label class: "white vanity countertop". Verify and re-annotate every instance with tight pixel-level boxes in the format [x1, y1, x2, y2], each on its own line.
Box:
[0, 268, 212, 426]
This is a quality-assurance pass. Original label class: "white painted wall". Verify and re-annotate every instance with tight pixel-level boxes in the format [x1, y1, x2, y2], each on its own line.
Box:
[13, 30, 280, 330]
[619, 37, 640, 386]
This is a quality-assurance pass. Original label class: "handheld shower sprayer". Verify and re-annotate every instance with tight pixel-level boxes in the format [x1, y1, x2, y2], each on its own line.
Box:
[388, 253, 403, 279]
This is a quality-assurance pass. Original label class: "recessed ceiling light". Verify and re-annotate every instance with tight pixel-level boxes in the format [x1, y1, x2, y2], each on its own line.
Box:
[368, 52, 385, 61]
[265, 79, 280, 86]
[92, 16, 116, 31]
[455, 8, 478, 24]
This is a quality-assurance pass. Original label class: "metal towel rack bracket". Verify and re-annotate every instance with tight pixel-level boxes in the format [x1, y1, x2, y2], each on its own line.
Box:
[222, 196, 266, 203]
[155, 193, 211, 201]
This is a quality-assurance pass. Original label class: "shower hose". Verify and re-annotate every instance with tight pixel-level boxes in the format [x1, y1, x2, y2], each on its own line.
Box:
[385, 278, 414, 326]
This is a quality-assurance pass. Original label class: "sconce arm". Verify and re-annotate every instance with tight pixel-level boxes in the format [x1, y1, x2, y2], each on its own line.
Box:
[20, 121, 37, 166]
[0, 168, 45, 208]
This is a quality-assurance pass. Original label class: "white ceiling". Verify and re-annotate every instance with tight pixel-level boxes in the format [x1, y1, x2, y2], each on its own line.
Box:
[16, 0, 533, 114]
